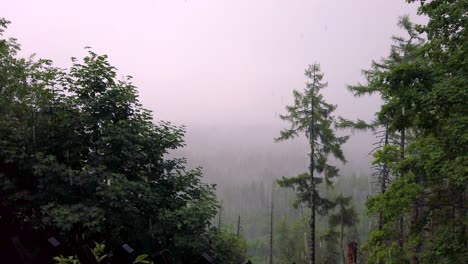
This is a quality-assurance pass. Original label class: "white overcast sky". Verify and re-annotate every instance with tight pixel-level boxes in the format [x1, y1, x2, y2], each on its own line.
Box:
[3, 0, 424, 126]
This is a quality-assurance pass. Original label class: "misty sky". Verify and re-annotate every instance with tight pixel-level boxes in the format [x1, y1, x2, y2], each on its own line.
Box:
[3, 0, 425, 184]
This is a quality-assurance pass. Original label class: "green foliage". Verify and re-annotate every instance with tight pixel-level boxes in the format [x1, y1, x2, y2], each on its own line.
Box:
[336, 117, 376, 132]
[92, 242, 108, 263]
[371, 145, 399, 167]
[325, 195, 359, 264]
[133, 254, 153, 264]
[53, 256, 81, 264]
[321, 228, 340, 264]
[351, 3, 468, 262]
[209, 228, 248, 264]
[276, 63, 348, 211]
[276, 63, 348, 263]
[219, 174, 373, 263]
[52, 243, 153, 264]
[0, 18, 243, 261]
[367, 176, 421, 221]
[2, 0, 467, 262]
[328, 195, 358, 228]
[274, 217, 305, 263]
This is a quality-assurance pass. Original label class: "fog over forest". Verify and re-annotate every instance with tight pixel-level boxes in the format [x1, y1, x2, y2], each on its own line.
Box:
[3, 1, 464, 263]
[4, 0, 421, 188]
[176, 124, 372, 186]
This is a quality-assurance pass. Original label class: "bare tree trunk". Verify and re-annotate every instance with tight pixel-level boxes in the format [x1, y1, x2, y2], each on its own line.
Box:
[301, 207, 308, 262]
[270, 189, 274, 264]
[399, 126, 405, 249]
[412, 159, 422, 263]
[237, 215, 241, 237]
[379, 124, 389, 231]
[309, 77, 316, 264]
[310, 197, 315, 264]
[218, 201, 222, 232]
[341, 215, 345, 264]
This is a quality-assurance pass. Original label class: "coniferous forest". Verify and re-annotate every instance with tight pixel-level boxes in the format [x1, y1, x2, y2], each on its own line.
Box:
[0, 0, 466, 263]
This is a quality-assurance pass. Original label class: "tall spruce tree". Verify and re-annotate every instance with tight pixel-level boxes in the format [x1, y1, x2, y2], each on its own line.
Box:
[345, 16, 424, 263]
[276, 63, 348, 264]
[328, 195, 358, 264]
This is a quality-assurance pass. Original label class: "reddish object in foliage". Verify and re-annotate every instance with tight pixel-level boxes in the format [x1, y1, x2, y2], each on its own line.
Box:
[347, 241, 358, 264]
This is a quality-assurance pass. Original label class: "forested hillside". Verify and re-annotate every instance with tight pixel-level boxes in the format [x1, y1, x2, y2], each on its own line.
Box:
[218, 175, 374, 263]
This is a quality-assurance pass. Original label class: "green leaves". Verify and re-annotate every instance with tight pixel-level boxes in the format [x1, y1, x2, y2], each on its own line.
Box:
[133, 254, 152, 264]
[53, 255, 80, 264]
[52, 243, 155, 264]
[0, 18, 224, 261]
[367, 177, 421, 220]
[40, 203, 105, 232]
[92, 242, 108, 263]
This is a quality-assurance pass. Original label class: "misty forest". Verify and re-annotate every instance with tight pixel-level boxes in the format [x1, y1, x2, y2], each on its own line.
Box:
[0, 0, 466, 264]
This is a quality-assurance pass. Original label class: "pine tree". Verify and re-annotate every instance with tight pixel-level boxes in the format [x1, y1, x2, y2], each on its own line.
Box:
[351, 7, 467, 262]
[276, 63, 348, 264]
[322, 227, 340, 264]
[346, 16, 424, 263]
[328, 195, 358, 264]
[269, 189, 273, 264]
